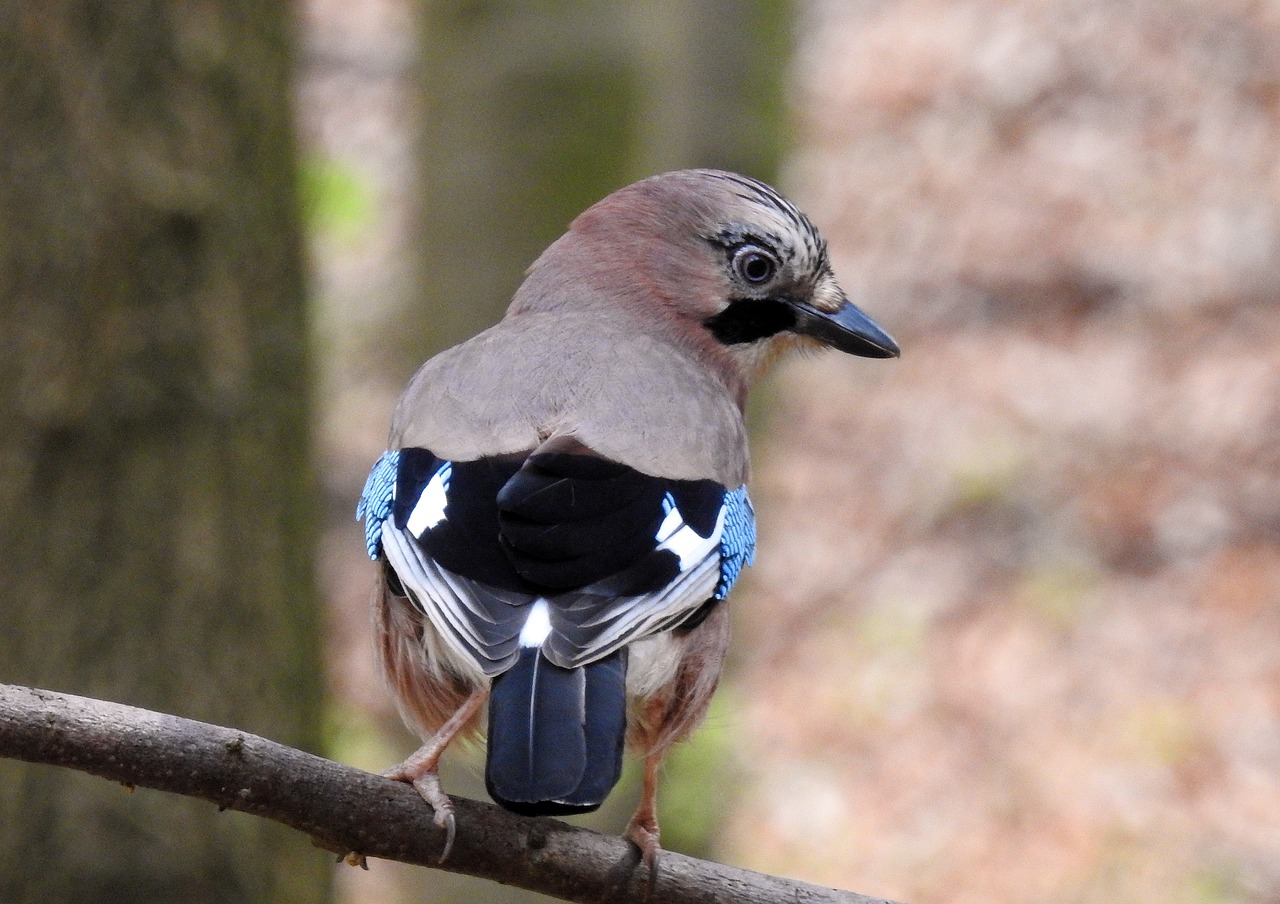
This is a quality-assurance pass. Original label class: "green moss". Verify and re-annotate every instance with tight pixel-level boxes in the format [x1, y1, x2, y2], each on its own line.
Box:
[298, 155, 375, 242]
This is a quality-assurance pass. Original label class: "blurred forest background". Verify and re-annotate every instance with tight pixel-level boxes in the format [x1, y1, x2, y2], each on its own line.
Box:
[3, 1, 1279, 903]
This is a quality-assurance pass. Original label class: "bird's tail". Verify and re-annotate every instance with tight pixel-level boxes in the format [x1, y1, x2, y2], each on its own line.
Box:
[485, 648, 627, 815]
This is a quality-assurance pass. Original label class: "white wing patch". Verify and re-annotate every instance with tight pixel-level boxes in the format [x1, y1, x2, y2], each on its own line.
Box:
[406, 462, 451, 537]
[519, 600, 553, 647]
[655, 493, 725, 571]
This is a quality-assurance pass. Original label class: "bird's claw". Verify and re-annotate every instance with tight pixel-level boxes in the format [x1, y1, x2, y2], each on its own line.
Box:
[381, 754, 458, 862]
[377, 688, 487, 864]
[623, 818, 661, 894]
[396, 771, 455, 863]
[427, 794, 457, 863]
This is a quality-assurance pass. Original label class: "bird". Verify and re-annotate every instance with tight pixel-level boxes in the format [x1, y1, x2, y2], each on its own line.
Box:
[356, 169, 898, 868]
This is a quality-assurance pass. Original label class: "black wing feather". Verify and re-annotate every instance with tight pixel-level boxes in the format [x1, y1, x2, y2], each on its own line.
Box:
[497, 449, 669, 589]
[384, 442, 727, 670]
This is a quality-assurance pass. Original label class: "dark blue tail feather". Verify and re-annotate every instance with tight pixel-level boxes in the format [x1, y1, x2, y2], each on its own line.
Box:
[485, 648, 627, 816]
[558, 650, 627, 808]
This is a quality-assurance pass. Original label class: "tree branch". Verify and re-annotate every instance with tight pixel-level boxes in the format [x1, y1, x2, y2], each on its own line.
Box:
[0, 683, 897, 904]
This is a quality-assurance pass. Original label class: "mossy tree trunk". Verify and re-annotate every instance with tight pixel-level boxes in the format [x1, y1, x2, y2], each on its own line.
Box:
[0, 4, 329, 902]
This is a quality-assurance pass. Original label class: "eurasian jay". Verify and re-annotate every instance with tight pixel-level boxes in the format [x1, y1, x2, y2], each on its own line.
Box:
[357, 169, 898, 866]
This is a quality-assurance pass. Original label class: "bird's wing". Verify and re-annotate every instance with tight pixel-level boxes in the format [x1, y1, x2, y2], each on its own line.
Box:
[357, 438, 756, 675]
[359, 448, 534, 677]
[493, 439, 753, 668]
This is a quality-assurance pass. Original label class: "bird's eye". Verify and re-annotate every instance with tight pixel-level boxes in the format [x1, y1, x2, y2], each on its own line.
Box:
[732, 246, 778, 285]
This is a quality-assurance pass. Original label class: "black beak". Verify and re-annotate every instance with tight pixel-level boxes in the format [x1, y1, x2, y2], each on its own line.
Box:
[786, 297, 900, 358]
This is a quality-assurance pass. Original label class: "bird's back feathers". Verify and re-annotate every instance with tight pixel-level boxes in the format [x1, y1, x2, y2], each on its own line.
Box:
[389, 313, 749, 487]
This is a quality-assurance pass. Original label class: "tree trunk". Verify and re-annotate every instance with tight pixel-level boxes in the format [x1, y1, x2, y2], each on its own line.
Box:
[0, 4, 329, 902]
[401, 0, 789, 365]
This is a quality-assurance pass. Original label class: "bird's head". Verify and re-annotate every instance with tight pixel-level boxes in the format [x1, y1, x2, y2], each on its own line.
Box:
[510, 169, 898, 387]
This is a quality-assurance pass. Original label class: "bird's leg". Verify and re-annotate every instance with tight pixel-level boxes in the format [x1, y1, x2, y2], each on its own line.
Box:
[624, 743, 665, 884]
[382, 686, 488, 862]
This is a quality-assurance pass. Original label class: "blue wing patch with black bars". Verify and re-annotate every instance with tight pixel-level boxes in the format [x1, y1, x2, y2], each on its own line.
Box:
[356, 449, 400, 559]
[715, 484, 756, 599]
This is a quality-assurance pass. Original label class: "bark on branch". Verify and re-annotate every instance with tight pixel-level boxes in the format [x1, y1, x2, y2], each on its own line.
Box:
[0, 684, 896, 904]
